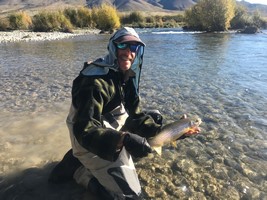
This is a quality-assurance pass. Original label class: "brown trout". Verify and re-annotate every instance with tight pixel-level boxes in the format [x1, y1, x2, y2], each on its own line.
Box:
[148, 117, 202, 155]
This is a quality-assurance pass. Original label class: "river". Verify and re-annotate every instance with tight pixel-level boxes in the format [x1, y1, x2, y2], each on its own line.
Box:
[0, 28, 266, 199]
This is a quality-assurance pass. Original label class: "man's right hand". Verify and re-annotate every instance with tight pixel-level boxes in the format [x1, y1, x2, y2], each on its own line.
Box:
[123, 133, 152, 158]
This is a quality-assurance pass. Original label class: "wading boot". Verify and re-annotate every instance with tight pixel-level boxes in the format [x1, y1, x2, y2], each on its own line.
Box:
[87, 177, 115, 200]
[48, 149, 82, 183]
[88, 177, 143, 200]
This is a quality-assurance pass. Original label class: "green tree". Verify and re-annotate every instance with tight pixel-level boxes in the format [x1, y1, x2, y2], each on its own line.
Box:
[184, 0, 236, 31]
[251, 10, 266, 28]
[230, 4, 249, 29]
[184, 4, 203, 30]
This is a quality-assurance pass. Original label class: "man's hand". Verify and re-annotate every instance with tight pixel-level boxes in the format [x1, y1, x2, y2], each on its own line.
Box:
[178, 114, 201, 139]
[123, 133, 152, 158]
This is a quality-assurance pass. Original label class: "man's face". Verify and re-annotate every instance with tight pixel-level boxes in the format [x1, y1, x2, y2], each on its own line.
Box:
[116, 43, 139, 72]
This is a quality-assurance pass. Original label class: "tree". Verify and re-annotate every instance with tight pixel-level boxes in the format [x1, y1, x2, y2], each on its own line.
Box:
[184, 4, 204, 30]
[184, 0, 236, 31]
[251, 10, 266, 28]
[230, 4, 249, 29]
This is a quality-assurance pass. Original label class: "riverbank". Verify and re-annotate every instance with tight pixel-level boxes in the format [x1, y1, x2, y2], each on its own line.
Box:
[0, 29, 100, 43]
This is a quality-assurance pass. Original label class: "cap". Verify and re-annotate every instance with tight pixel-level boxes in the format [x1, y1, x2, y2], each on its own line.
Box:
[114, 35, 145, 46]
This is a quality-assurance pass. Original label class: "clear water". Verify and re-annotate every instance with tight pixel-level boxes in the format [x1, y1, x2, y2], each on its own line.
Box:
[0, 28, 266, 199]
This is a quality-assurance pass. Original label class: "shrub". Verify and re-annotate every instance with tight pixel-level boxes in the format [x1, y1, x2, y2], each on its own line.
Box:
[0, 17, 10, 31]
[92, 4, 120, 31]
[77, 7, 92, 27]
[161, 14, 184, 23]
[32, 11, 73, 32]
[145, 16, 156, 24]
[155, 17, 164, 28]
[120, 11, 145, 25]
[64, 7, 92, 28]
[121, 13, 182, 28]
[230, 4, 250, 29]
[8, 11, 32, 30]
[64, 8, 77, 26]
[230, 5, 267, 29]
[251, 10, 267, 28]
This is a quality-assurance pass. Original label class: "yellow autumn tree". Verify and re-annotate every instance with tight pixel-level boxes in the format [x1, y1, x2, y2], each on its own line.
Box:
[185, 0, 236, 31]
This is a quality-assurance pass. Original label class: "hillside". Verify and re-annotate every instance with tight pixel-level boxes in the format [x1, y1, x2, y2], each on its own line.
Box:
[239, 0, 267, 16]
[0, 0, 198, 16]
[0, 0, 267, 17]
[0, 0, 87, 15]
[86, 0, 197, 11]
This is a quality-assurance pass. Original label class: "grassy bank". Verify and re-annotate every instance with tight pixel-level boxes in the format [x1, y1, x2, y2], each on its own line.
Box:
[0, 4, 266, 33]
[0, 5, 184, 33]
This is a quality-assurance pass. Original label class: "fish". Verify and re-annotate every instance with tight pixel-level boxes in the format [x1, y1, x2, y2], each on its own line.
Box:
[148, 117, 202, 155]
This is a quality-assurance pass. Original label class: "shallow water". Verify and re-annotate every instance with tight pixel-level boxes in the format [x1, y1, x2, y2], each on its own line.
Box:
[0, 29, 267, 199]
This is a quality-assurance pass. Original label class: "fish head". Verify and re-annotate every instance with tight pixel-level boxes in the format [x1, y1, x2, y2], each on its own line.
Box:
[183, 118, 202, 136]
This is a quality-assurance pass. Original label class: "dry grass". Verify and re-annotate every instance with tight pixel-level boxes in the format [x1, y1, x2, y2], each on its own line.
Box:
[120, 10, 184, 17]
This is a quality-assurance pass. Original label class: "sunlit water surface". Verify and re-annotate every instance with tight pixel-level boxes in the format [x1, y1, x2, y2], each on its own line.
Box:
[0, 29, 266, 199]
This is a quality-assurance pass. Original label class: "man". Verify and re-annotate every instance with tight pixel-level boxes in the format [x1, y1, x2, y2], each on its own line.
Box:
[49, 27, 163, 199]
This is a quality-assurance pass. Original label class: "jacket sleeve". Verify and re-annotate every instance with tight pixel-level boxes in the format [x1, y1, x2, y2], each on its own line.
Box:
[71, 76, 122, 161]
[121, 113, 161, 139]
[121, 78, 161, 138]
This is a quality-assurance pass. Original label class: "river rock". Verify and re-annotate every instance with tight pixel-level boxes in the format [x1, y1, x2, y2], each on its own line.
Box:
[220, 186, 240, 199]
[239, 26, 260, 34]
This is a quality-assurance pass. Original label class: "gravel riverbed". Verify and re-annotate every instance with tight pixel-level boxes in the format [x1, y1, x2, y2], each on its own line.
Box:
[0, 29, 100, 43]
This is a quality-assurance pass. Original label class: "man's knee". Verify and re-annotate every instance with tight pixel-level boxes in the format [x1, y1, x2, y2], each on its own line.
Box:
[145, 109, 163, 125]
[48, 149, 82, 183]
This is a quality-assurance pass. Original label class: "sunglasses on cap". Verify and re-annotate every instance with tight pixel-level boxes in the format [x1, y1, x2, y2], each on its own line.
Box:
[115, 43, 140, 52]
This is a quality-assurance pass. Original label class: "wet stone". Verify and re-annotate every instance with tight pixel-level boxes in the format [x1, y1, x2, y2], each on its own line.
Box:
[227, 169, 240, 181]
[189, 191, 207, 200]
[186, 148, 198, 157]
[220, 186, 240, 199]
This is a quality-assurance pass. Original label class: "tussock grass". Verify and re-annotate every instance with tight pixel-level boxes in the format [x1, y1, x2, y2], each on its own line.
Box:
[8, 11, 32, 30]
[0, 17, 9, 31]
[92, 4, 120, 32]
[32, 11, 73, 32]
[64, 7, 92, 28]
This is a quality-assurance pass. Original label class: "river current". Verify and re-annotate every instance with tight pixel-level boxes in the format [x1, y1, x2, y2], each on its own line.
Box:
[0, 28, 266, 199]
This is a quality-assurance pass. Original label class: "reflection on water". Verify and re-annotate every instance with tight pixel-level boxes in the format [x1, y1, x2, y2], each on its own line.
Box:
[0, 29, 267, 199]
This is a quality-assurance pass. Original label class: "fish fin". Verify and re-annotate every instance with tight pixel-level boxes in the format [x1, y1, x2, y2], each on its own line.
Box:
[153, 146, 162, 156]
[171, 141, 177, 148]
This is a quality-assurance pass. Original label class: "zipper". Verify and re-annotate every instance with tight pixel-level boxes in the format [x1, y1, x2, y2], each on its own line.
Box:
[118, 73, 125, 106]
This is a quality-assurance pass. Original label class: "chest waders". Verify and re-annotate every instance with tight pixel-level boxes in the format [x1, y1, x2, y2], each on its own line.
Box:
[67, 103, 142, 199]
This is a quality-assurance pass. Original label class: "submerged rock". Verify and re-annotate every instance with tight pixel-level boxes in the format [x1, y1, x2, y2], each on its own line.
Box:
[220, 186, 240, 199]
[239, 26, 260, 34]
